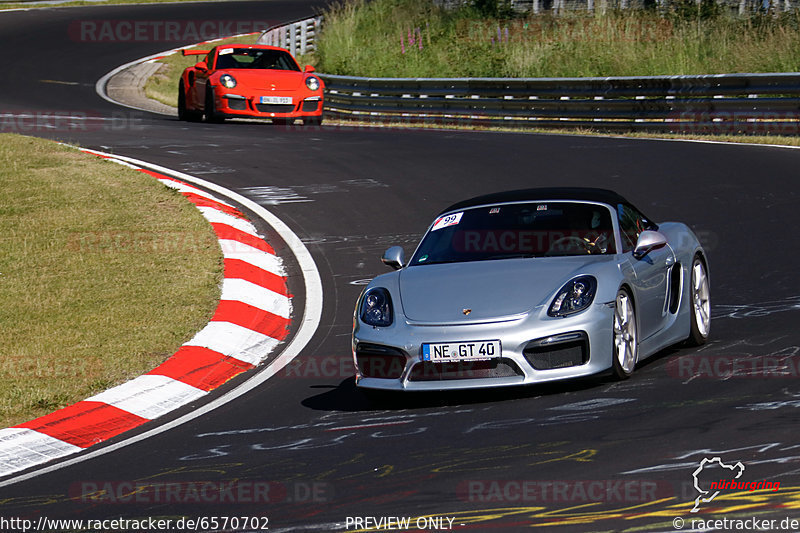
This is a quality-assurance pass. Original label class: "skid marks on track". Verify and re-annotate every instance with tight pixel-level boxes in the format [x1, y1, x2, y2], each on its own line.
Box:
[180, 409, 474, 460]
[713, 295, 800, 320]
[179, 406, 602, 459]
[663, 331, 800, 385]
[239, 178, 389, 206]
[622, 442, 800, 476]
[177, 399, 639, 463]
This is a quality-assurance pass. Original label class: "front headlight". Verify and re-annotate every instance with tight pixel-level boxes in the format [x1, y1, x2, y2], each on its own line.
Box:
[360, 288, 393, 327]
[305, 76, 320, 91]
[219, 74, 237, 89]
[548, 276, 597, 317]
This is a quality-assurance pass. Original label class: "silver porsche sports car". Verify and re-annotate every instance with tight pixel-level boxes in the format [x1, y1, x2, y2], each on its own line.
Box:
[352, 188, 710, 391]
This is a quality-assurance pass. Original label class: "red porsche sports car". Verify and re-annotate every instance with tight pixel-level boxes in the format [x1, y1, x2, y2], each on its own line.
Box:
[178, 44, 324, 125]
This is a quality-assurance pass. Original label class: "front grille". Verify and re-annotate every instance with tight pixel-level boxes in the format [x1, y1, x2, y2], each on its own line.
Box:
[255, 104, 295, 114]
[302, 100, 320, 112]
[355, 343, 407, 379]
[408, 359, 521, 381]
[523, 332, 589, 370]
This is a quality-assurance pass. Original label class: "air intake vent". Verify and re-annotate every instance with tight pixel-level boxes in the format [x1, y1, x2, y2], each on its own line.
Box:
[255, 104, 296, 113]
[523, 332, 589, 370]
[355, 343, 407, 379]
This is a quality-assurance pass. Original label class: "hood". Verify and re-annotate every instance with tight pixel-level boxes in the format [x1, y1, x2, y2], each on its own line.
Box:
[398, 257, 608, 324]
[217, 69, 305, 91]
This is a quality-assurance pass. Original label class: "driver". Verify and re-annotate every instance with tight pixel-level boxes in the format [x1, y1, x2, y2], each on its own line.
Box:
[585, 209, 612, 253]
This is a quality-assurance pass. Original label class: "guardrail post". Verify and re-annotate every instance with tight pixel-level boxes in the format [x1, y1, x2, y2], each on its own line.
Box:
[258, 16, 323, 56]
[300, 21, 308, 55]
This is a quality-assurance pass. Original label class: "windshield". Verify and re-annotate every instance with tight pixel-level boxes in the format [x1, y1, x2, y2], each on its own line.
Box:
[214, 48, 300, 71]
[410, 202, 615, 266]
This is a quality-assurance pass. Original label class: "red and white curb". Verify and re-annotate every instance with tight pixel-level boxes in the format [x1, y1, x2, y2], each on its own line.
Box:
[0, 148, 321, 480]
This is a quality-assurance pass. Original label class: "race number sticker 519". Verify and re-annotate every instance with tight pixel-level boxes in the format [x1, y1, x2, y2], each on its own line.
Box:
[431, 212, 463, 232]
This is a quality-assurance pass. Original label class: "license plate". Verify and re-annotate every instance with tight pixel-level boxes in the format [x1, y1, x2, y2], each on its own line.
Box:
[260, 96, 292, 105]
[422, 340, 501, 362]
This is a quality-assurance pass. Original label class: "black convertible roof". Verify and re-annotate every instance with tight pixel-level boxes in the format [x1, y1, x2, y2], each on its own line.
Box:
[440, 187, 632, 215]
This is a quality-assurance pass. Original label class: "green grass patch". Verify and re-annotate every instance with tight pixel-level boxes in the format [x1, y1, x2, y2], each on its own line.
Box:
[313, 0, 800, 77]
[0, 134, 223, 428]
[145, 34, 260, 108]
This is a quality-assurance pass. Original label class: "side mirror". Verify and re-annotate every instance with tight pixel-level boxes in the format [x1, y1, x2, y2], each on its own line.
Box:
[633, 230, 667, 259]
[304, 65, 316, 73]
[195, 61, 208, 72]
[381, 246, 405, 270]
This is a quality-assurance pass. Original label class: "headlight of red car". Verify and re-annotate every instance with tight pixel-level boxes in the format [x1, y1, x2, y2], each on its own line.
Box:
[305, 76, 320, 91]
[219, 74, 237, 89]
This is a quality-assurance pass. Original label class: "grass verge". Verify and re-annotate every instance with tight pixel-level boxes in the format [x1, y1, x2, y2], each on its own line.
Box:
[0, 133, 223, 428]
[145, 34, 259, 108]
[313, 0, 800, 77]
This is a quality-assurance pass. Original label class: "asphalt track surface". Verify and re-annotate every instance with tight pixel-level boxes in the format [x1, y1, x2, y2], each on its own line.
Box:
[2, 2, 800, 531]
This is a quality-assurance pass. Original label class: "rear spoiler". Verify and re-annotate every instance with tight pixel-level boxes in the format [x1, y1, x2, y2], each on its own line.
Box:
[182, 49, 210, 56]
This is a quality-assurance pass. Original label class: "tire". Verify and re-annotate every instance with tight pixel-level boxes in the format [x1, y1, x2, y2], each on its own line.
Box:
[204, 87, 223, 123]
[177, 82, 201, 122]
[611, 287, 638, 380]
[303, 115, 323, 127]
[686, 255, 711, 346]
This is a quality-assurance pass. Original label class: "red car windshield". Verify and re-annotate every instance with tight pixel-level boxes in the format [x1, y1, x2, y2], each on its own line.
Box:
[214, 48, 300, 71]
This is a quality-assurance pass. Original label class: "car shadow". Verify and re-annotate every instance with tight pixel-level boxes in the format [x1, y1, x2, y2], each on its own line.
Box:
[301, 373, 610, 413]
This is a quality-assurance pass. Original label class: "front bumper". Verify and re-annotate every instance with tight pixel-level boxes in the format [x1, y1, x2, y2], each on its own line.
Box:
[352, 303, 615, 391]
[214, 90, 323, 119]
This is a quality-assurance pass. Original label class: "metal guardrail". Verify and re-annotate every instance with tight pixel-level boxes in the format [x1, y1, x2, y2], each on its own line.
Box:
[319, 72, 800, 134]
[258, 16, 800, 134]
[256, 16, 322, 57]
